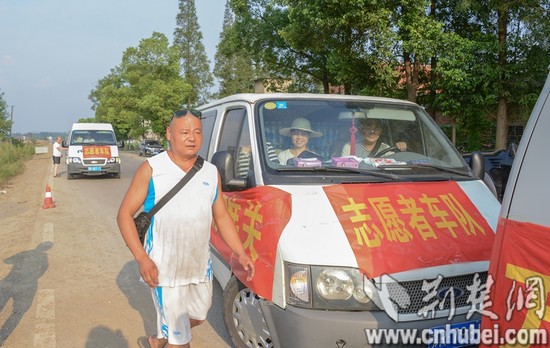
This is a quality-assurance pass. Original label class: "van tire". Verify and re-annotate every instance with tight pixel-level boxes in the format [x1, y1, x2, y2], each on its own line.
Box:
[113, 172, 121, 179]
[67, 173, 75, 180]
[222, 276, 274, 348]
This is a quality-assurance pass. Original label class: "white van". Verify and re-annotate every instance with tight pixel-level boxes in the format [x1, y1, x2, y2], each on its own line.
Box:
[198, 93, 501, 347]
[63, 123, 121, 179]
[480, 73, 550, 346]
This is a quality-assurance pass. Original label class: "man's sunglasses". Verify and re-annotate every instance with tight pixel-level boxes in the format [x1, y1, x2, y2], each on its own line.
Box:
[172, 109, 203, 120]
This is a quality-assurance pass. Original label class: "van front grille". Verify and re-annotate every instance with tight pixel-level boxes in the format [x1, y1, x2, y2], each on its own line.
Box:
[384, 272, 488, 315]
[83, 159, 107, 165]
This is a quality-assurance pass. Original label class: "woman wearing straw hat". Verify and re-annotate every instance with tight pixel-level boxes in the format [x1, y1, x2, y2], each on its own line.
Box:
[278, 117, 323, 165]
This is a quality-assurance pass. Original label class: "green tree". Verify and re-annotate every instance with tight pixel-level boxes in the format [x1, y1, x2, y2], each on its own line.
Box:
[213, 0, 257, 97]
[0, 91, 13, 141]
[433, 0, 549, 150]
[174, 0, 214, 106]
[228, 0, 337, 92]
[89, 32, 191, 140]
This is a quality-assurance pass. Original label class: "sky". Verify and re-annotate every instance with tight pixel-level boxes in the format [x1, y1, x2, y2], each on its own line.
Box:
[0, 0, 226, 134]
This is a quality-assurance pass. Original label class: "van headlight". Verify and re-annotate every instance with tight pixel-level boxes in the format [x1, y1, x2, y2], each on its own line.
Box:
[108, 157, 120, 163]
[69, 157, 81, 164]
[285, 263, 382, 311]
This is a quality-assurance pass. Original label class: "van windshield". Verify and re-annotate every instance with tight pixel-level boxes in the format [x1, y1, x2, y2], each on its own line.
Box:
[258, 98, 470, 178]
[71, 130, 117, 146]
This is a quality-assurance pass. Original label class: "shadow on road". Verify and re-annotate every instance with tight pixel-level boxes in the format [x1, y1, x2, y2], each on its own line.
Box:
[116, 261, 156, 335]
[0, 241, 53, 345]
[85, 326, 128, 348]
[116, 260, 234, 347]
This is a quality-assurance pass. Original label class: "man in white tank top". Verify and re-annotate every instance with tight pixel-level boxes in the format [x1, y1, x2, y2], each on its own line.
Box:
[117, 110, 255, 348]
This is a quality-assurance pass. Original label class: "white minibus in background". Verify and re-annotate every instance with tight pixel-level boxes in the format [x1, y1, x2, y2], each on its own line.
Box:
[63, 123, 122, 179]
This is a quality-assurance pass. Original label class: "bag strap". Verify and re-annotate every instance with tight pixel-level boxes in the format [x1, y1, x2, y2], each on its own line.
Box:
[145, 155, 204, 218]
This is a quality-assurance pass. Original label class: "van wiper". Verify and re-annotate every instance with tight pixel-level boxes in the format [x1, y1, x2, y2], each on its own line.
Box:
[276, 166, 401, 181]
[376, 163, 473, 177]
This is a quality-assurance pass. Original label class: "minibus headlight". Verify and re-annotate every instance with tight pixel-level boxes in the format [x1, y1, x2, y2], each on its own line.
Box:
[316, 268, 354, 300]
[108, 157, 120, 163]
[69, 157, 81, 164]
[285, 263, 381, 311]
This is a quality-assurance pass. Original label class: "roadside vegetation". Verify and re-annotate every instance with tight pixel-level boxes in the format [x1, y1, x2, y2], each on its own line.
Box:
[0, 140, 35, 188]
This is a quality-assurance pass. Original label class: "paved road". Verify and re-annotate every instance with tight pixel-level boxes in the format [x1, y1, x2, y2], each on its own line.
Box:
[0, 151, 233, 348]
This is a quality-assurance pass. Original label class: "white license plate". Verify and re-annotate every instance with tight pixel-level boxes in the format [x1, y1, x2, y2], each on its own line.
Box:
[428, 320, 480, 348]
[88, 166, 102, 171]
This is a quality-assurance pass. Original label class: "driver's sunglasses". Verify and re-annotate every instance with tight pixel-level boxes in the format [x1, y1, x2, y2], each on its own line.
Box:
[172, 109, 203, 120]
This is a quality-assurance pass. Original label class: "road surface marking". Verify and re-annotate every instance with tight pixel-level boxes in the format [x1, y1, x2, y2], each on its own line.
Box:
[43, 223, 54, 243]
[34, 289, 55, 347]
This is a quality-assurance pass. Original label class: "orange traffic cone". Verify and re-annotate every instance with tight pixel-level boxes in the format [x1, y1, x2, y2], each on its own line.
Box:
[42, 184, 55, 209]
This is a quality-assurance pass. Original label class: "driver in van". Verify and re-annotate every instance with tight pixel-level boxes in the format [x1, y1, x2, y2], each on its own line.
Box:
[277, 117, 323, 165]
[341, 118, 407, 157]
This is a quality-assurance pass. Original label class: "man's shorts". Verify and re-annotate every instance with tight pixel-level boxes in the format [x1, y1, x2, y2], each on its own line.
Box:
[52, 156, 61, 164]
[151, 280, 213, 345]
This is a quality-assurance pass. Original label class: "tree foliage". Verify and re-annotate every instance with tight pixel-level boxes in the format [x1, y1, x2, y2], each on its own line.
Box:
[89, 32, 190, 140]
[217, 0, 549, 151]
[174, 0, 214, 106]
[213, 1, 257, 97]
[0, 91, 13, 141]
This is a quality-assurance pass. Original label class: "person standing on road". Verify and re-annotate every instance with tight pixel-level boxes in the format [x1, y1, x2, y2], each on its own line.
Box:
[52, 136, 65, 177]
[117, 109, 255, 348]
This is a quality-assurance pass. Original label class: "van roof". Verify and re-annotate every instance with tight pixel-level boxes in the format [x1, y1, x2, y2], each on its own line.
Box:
[70, 123, 114, 131]
[196, 93, 419, 110]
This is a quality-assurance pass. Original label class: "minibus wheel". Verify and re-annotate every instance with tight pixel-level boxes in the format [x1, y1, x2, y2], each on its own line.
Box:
[222, 276, 274, 348]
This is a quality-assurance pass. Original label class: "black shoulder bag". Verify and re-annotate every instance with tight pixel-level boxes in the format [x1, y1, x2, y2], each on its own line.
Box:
[134, 156, 204, 244]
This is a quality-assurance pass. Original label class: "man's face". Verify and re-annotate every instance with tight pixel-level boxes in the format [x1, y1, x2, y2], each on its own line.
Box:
[166, 114, 203, 157]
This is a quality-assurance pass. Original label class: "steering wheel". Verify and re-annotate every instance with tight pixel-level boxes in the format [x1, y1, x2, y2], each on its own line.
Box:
[373, 146, 400, 157]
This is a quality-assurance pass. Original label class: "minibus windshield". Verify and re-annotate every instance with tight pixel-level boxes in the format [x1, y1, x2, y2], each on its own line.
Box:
[258, 98, 469, 175]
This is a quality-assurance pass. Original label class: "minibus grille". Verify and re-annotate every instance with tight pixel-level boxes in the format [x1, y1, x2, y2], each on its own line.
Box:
[385, 272, 488, 315]
[83, 159, 107, 165]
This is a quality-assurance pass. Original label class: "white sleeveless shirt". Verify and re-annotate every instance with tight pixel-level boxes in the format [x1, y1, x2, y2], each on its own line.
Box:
[144, 152, 218, 287]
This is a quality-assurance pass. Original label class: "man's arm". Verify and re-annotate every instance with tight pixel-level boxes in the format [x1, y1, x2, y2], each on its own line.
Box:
[116, 161, 159, 287]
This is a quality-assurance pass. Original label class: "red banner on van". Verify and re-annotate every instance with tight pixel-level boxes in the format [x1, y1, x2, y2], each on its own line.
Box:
[480, 218, 550, 347]
[323, 181, 494, 278]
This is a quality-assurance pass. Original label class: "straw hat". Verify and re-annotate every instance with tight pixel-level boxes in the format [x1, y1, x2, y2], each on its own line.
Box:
[279, 117, 323, 138]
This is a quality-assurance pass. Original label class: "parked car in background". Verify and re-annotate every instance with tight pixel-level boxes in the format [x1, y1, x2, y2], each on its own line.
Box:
[138, 139, 164, 157]
[462, 143, 516, 202]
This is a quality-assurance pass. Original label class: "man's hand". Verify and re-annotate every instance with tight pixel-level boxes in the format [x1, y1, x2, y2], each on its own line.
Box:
[238, 254, 255, 281]
[137, 255, 159, 288]
[396, 141, 407, 151]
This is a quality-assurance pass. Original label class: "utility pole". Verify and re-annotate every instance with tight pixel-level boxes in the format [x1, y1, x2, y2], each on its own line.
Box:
[9, 105, 14, 139]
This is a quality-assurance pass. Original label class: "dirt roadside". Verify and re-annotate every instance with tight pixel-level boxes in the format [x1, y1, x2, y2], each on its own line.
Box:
[0, 151, 52, 251]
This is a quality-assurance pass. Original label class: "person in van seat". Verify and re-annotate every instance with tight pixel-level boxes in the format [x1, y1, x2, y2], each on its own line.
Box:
[341, 118, 407, 157]
[277, 117, 323, 165]
[236, 142, 278, 178]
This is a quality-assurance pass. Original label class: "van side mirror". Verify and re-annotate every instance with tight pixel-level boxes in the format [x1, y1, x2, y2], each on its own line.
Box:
[470, 151, 485, 179]
[62, 140, 68, 147]
[118, 140, 125, 149]
[211, 151, 246, 192]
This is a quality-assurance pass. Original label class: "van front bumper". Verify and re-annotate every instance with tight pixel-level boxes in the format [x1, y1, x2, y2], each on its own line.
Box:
[263, 303, 479, 348]
[67, 163, 120, 176]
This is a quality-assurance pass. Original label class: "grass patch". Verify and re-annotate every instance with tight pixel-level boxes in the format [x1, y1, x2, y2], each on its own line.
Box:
[0, 141, 35, 187]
